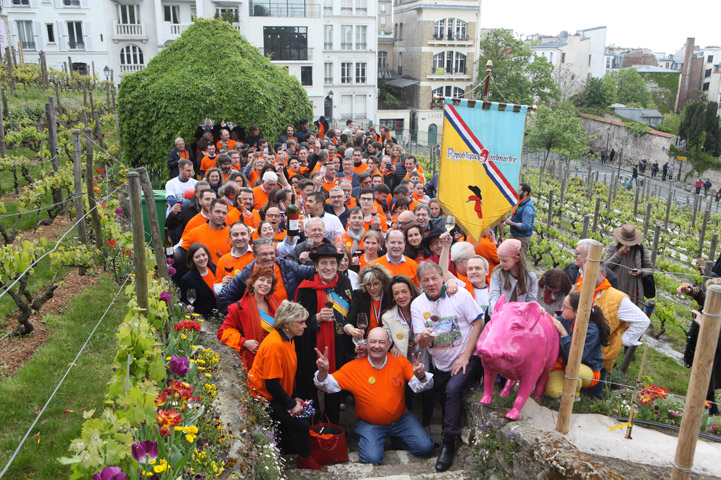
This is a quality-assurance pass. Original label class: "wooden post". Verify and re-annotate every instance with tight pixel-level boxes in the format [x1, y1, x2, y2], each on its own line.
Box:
[84, 128, 103, 251]
[83, 85, 87, 107]
[0, 101, 5, 158]
[651, 225, 661, 267]
[698, 198, 712, 257]
[67, 56, 73, 76]
[54, 83, 61, 112]
[633, 186, 640, 217]
[1, 88, 8, 117]
[607, 171, 614, 210]
[643, 203, 652, 237]
[692, 194, 700, 229]
[92, 108, 104, 149]
[664, 189, 673, 231]
[80, 109, 88, 127]
[581, 214, 590, 238]
[17, 41, 24, 65]
[45, 97, 60, 174]
[559, 176, 567, 227]
[592, 197, 601, 233]
[72, 130, 89, 275]
[39, 51, 48, 92]
[91, 61, 96, 90]
[586, 160, 593, 199]
[709, 234, 718, 262]
[137, 167, 170, 281]
[5, 48, 15, 97]
[114, 111, 120, 144]
[546, 190, 554, 229]
[127, 171, 149, 316]
[557, 241, 604, 434]
[671, 285, 721, 479]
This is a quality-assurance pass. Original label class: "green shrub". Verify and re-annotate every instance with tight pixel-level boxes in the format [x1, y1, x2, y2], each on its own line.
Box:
[118, 18, 312, 181]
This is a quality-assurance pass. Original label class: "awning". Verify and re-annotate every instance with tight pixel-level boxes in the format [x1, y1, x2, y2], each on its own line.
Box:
[385, 78, 420, 88]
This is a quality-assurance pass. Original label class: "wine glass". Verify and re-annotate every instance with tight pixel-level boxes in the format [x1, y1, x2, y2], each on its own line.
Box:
[224, 265, 234, 274]
[355, 313, 369, 346]
[445, 215, 456, 233]
[186, 289, 197, 305]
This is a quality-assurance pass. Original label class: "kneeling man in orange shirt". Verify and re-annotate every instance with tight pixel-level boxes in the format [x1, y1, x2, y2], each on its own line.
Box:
[314, 327, 434, 464]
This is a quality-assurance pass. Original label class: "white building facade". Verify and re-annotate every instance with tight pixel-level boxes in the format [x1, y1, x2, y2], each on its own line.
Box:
[3, 0, 377, 124]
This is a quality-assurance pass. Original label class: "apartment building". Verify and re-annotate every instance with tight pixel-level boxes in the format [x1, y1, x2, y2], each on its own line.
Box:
[2, 0, 377, 123]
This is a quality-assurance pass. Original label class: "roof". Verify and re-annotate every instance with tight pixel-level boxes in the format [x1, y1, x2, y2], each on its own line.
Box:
[578, 113, 676, 139]
[641, 109, 663, 119]
[385, 78, 420, 88]
[633, 65, 680, 73]
[532, 39, 567, 49]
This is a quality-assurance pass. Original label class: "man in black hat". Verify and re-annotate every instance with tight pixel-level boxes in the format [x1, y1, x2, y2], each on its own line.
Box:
[296, 118, 313, 143]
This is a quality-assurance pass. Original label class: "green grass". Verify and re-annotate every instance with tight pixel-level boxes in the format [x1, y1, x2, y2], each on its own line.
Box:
[6, 84, 89, 112]
[0, 274, 127, 480]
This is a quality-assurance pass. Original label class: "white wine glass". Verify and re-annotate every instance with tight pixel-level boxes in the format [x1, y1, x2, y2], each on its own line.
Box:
[445, 215, 455, 232]
[186, 289, 197, 305]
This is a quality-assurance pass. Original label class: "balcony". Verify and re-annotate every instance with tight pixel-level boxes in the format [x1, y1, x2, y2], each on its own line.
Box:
[231, 22, 242, 32]
[113, 22, 148, 42]
[249, 2, 320, 17]
[258, 47, 313, 62]
[427, 67, 470, 80]
[428, 35, 472, 47]
[120, 64, 145, 75]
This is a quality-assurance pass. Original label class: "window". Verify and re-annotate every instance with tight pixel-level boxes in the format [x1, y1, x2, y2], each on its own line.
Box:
[394, 23, 397, 40]
[455, 20, 467, 40]
[301, 66, 312, 86]
[118, 4, 139, 24]
[324, 25, 333, 50]
[398, 23, 403, 40]
[355, 95, 366, 119]
[46, 24, 55, 43]
[434, 19, 445, 40]
[12, 0, 30, 5]
[263, 26, 308, 60]
[454, 52, 466, 74]
[380, 118, 403, 131]
[705, 69, 712, 78]
[251, 0, 310, 17]
[341, 63, 352, 83]
[63, 0, 80, 6]
[703, 82, 710, 91]
[355, 26, 367, 50]
[433, 52, 444, 73]
[355, 0, 367, 15]
[398, 52, 402, 75]
[381, 4, 386, 13]
[323, 0, 333, 15]
[445, 50, 453, 73]
[708, 55, 714, 63]
[561, 52, 566, 63]
[16, 21, 35, 50]
[164, 5, 180, 23]
[341, 95, 353, 118]
[355, 62, 366, 83]
[378, 51, 387, 69]
[549, 52, 554, 63]
[341, 0, 352, 14]
[67, 21, 84, 49]
[381, 17, 386, 27]
[120, 44, 144, 65]
[446, 18, 454, 40]
[453, 87, 465, 98]
[324, 62, 333, 85]
[341, 25, 352, 50]
[215, 7, 239, 22]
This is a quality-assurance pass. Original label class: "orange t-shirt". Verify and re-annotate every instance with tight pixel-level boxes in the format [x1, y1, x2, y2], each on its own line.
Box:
[332, 354, 414, 425]
[247, 329, 297, 401]
[199, 155, 218, 173]
[474, 236, 499, 284]
[363, 212, 388, 233]
[404, 170, 425, 184]
[360, 253, 378, 270]
[345, 197, 358, 209]
[371, 255, 418, 285]
[227, 206, 262, 230]
[252, 185, 270, 211]
[181, 212, 209, 239]
[322, 179, 337, 193]
[216, 139, 237, 151]
[214, 250, 254, 284]
[181, 224, 231, 263]
[353, 163, 368, 174]
[201, 270, 216, 295]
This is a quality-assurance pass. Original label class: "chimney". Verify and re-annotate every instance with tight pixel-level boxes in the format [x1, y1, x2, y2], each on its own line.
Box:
[675, 37, 695, 113]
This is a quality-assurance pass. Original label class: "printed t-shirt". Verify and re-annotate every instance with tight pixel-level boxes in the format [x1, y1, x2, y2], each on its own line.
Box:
[247, 329, 297, 401]
[181, 224, 232, 262]
[372, 255, 418, 285]
[332, 354, 414, 425]
[410, 288, 482, 371]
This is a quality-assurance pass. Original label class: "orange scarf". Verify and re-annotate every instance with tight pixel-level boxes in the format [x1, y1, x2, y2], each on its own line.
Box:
[511, 195, 531, 216]
[244, 291, 281, 338]
[574, 276, 611, 298]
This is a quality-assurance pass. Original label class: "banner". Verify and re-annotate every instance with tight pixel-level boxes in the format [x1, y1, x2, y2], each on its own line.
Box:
[438, 99, 529, 243]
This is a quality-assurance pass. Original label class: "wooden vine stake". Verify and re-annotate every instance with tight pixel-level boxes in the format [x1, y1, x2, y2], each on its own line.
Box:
[127, 171, 149, 316]
[556, 240, 603, 434]
[672, 284, 721, 479]
[624, 344, 648, 439]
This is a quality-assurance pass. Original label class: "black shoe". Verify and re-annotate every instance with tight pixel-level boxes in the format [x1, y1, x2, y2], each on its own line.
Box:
[435, 435, 456, 472]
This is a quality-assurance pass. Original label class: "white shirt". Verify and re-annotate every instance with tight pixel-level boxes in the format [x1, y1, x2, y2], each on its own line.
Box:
[319, 212, 345, 242]
[164, 176, 197, 216]
[314, 354, 434, 394]
[593, 291, 650, 346]
[411, 288, 482, 371]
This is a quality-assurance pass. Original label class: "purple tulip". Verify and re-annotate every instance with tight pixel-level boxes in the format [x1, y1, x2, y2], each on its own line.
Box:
[131, 440, 159, 464]
[166, 257, 175, 265]
[159, 291, 171, 304]
[115, 207, 123, 214]
[92, 466, 127, 480]
[167, 266, 177, 276]
[169, 355, 190, 377]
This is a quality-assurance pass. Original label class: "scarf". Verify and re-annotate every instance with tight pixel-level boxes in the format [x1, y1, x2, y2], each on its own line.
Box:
[511, 195, 531, 216]
[296, 274, 340, 373]
[574, 275, 612, 299]
[346, 228, 365, 253]
[243, 291, 281, 338]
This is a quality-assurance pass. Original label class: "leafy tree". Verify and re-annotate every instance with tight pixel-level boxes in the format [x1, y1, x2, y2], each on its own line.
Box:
[674, 100, 721, 177]
[574, 76, 616, 111]
[679, 101, 708, 150]
[118, 18, 312, 180]
[525, 103, 588, 185]
[703, 101, 721, 156]
[476, 29, 559, 106]
[605, 69, 651, 107]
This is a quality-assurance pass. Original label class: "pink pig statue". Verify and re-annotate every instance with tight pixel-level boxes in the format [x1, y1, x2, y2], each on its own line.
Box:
[476, 295, 559, 420]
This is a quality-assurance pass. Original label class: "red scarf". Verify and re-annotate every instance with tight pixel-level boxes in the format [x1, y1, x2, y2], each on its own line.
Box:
[243, 290, 280, 337]
[296, 274, 339, 373]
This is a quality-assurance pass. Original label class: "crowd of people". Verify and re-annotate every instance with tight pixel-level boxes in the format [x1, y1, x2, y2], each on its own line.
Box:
[162, 118, 717, 472]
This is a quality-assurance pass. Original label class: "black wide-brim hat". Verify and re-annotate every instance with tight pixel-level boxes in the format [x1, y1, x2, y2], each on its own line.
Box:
[422, 226, 446, 251]
[309, 243, 344, 261]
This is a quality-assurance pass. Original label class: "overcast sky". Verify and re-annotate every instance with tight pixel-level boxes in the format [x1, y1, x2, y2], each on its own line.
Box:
[481, 0, 718, 54]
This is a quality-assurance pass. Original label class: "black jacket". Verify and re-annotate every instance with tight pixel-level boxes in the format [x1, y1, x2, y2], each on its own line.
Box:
[345, 288, 393, 329]
[165, 198, 202, 244]
[167, 148, 197, 178]
[179, 263, 217, 318]
[563, 262, 619, 290]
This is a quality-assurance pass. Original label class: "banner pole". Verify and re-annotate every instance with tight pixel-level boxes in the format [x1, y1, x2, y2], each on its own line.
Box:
[483, 60, 493, 101]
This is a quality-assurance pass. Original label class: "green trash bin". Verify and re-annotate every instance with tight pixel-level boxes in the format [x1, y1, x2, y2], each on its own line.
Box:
[141, 190, 168, 242]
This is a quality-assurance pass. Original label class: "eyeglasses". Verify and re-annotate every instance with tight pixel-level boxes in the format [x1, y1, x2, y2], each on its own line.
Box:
[266, 213, 282, 218]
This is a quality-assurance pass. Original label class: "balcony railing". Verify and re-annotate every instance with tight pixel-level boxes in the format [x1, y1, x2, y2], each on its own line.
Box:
[430, 66, 466, 75]
[258, 47, 313, 61]
[113, 22, 146, 38]
[120, 64, 145, 75]
[170, 24, 190, 36]
[231, 22, 242, 31]
[250, 2, 320, 17]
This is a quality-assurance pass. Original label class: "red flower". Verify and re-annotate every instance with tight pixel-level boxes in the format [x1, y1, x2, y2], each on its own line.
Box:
[96, 168, 106, 174]
[154, 391, 168, 407]
[638, 384, 669, 406]
[156, 408, 182, 436]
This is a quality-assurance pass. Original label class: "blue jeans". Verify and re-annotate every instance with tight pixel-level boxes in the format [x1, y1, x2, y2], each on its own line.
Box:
[355, 410, 434, 464]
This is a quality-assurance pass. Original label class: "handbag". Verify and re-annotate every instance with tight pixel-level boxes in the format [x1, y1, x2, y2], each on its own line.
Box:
[309, 413, 348, 465]
[639, 245, 656, 298]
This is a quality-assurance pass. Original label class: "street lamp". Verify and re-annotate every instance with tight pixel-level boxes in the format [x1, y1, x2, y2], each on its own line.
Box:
[103, 65, 110, 80]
